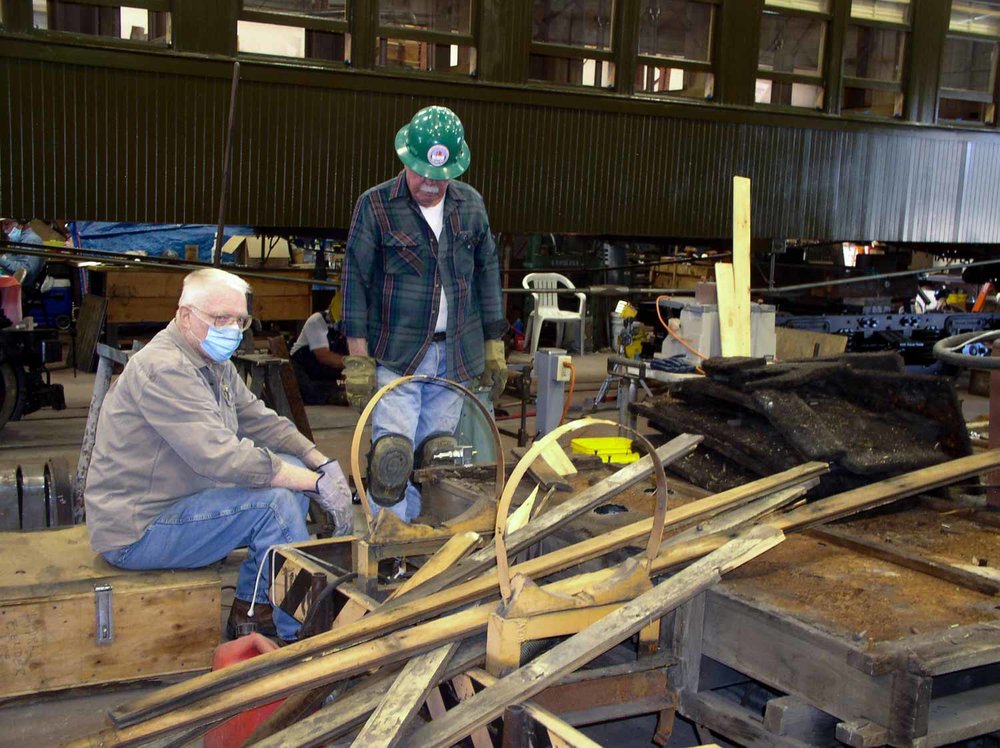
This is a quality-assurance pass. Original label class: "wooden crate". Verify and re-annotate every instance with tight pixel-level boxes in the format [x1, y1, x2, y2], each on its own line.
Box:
[670, 522, 1000, 748]
[0, 526, 220, 698]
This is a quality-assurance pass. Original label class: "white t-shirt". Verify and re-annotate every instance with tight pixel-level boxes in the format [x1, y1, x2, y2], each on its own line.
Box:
[290, 312, 330, 356]
[420, 200, 448, 334]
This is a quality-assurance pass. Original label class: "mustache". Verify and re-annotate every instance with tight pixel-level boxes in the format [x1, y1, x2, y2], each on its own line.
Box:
[418, 184, 441, 194]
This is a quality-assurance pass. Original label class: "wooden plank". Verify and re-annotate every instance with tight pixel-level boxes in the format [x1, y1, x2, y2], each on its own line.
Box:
[511, 447, 573, 492]
[352, 643, 460, 748]
[924, 682, 1000, 748]
[539, 442, 577, 477]
[715, 263, 738, 358]
[386, 531, 480, 601]
[835, 719, 890, 748]
[683, 691, 817, 748]
[731, 175, 752, 358]
[466, 669, 603, 748]
[73, 294, 107, 372]
[105, 463, 823, 730]
[654, 450, 1000, 574]
[775, 327, 848, 361]
[671, 593, 706, 694]
[807, 526, 1000, 595]
[762, 695, 839, 743]
[404, 527, 786, 748]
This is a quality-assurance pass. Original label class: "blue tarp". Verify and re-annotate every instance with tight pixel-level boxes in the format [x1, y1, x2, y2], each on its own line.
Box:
[68, 222, 254, 263]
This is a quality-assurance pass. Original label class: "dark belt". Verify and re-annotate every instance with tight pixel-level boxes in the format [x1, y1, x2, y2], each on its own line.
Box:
[432, 331, 447, 342]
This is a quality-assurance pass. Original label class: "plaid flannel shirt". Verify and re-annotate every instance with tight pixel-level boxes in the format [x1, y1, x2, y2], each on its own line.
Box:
[341, 172, 506, 381]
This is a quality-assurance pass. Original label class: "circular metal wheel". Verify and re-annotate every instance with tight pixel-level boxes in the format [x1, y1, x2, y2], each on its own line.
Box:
[0, 361, 23, 430]
[932, 330, 1000, 370]
[45, 456, 74, 526]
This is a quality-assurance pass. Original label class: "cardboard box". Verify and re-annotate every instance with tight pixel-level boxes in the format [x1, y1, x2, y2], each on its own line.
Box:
[0, 526, 220, 697]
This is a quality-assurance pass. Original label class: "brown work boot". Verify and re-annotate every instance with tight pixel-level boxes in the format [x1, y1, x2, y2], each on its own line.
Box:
[226, 598, 278, 639]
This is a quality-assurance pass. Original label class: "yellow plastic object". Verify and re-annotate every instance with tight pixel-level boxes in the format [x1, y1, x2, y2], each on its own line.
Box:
[946, 292, 968, 307]
[570, 436, 640, 464]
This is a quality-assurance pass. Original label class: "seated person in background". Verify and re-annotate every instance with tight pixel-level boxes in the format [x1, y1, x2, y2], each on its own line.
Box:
[84, 268, 353, 642]
[290, 308, 348, 405]
[1, 219, 45, 288]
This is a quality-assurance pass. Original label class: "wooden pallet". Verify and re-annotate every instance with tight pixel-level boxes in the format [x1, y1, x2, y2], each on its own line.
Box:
[670, 507, 1000, 748]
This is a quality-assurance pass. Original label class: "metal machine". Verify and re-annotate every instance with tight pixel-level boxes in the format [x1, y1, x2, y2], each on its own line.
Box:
[0, 327, 65, 429]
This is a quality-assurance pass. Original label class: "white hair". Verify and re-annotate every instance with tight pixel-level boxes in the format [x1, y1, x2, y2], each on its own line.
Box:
[178, 268, 250, 308]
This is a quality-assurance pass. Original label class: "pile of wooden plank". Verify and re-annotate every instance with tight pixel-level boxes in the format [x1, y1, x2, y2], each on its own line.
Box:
[634, 352, 972, 495]
[65, 439, 1000, 748]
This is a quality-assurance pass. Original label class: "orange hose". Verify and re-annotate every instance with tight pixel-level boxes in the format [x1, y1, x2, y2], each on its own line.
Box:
[655, 294, 708, 360]
[558, 359, 577, 426]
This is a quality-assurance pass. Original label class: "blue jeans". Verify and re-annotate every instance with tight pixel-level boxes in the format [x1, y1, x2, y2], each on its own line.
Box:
[372, 340, 467, 522]
[101, 454, 311, 641]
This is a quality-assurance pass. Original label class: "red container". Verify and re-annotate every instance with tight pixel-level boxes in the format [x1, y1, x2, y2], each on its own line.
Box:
[204, 634, 285, 748]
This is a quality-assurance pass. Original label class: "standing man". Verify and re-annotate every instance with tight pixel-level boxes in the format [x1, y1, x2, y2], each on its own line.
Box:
[84, 268, 353, 642]
[341, 105, 507, 523]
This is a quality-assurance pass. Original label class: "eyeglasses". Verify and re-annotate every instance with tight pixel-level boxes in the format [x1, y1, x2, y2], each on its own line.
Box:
[188, 306, 254, 331]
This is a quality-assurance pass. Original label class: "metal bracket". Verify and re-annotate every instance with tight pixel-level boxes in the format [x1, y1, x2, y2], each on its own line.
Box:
[95, 584, 113, 644]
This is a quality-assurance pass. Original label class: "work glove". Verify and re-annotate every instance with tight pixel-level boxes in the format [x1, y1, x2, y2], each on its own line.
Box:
[343, 355, 377, 413]
[479, 339, 508, 403]
[307, 460, 354, 536]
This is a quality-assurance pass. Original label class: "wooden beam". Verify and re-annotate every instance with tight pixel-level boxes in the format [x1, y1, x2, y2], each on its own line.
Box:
[715, 262, 738, 358]
[731, 175, 752, 358]
[654, 450, 1000, 574]
[351, 643, 460, 748]
[108, 461, 826, 733]
[386, 531, 480, 601]
[251, 640, 487, 748]
[404, 526, 785, 748]
[466, 669, 603, 748]
[806, 526, 1000, 596]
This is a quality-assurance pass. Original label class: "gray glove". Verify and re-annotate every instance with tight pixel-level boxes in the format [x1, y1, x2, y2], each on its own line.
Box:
[307, 460, 354, 536]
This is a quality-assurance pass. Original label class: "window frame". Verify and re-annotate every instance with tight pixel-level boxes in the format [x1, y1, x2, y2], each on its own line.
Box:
[839, 3, 911, 118]
[374, 0, 478, 77]
[31, 0, 173, 47]
[936, 22, 1000, 127]
[528, 0, 618, 90]
[237, 2, 349, 65]
[755, 0, 831, 111]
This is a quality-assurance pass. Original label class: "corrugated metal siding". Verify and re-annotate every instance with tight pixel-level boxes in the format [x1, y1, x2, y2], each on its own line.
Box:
[2, 55, 1000, 242]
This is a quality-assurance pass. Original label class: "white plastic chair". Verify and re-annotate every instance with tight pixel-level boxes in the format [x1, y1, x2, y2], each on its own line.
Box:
[523, 272, 586, 355]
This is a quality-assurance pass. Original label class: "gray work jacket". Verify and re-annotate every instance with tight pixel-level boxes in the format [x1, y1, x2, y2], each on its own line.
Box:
[84, 321, 314, 553]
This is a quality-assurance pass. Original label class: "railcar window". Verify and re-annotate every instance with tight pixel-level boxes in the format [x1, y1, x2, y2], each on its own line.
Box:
[530, 0, 616, 88]
[756, 0, 827, 109]
[938, 0, 1000, 125]
[634, 0, 716, 99]
[32, 0, 171, 45]
[841, 0, 910, 116]
[377, 0, 476, 75]
[238, 0, 348, 61]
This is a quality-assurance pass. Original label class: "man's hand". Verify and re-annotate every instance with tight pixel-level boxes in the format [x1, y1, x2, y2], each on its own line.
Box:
[307, 460, 354, 536]
[480, 339, 508, 402]
[343, 355, 377, 413]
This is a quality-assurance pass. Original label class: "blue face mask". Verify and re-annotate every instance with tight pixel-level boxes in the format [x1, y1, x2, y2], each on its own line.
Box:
[200, 325, 243, 362]
[7, 227, 23, 243]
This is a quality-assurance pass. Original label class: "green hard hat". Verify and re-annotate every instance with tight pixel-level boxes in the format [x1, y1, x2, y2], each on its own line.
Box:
[395, 106, 471, 180]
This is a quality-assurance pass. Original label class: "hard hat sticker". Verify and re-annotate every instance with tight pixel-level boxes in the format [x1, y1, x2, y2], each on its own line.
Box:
[427, 144, 450, 167]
